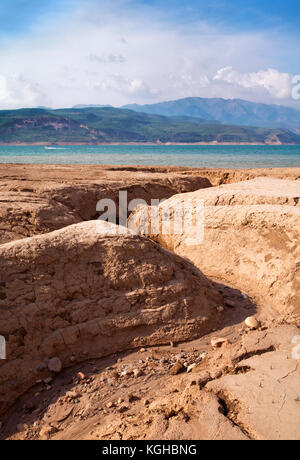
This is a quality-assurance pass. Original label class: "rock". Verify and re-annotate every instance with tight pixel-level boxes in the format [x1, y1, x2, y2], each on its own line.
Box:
[39, 424, 58, 440]
[106, 402, 114, 409]
[128, 178, 300, 315]
[133, 369, 143, 378]
[170, 361, 185, 375]
[217, 306, 225, 312]
[187, 363, 197, 373]
[77, 372, 86, 381]
[43, 378, 53, 385]
[245, 317, 260, 329]
[0, 220, 222, 416]
[211, 338, 229, 349]
[48, 357, 62, 374]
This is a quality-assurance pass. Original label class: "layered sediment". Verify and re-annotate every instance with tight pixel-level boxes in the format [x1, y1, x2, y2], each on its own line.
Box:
[0, 165, 299, 440]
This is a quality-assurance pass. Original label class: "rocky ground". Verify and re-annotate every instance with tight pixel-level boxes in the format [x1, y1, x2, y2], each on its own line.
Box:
[0, 164, 299, 440]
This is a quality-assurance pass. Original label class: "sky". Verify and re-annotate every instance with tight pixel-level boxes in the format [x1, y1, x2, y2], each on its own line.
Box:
[0, 0, 299, 109]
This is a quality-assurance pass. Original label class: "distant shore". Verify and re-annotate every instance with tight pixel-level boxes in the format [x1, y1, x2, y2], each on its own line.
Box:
[0, 141, 298, 146]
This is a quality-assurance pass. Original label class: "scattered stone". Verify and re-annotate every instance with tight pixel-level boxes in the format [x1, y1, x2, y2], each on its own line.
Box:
[117, 405, 128, 413]
[77, 372, 86, 380]
[39, 424, 58, 440]
[170, 361, 185, 375]
[160, 358, 167, 364]
[211, 337, 229, 348]
[43, 377, 52, 385]
[245, 316, 260, 329]
[106, 402, 114, 409]
[224, 299, 235, 308]
[48, 357, 62, 374]
[187, 363, 197, 373]
[140, 348, 146, 353]
[217, 306, 225, 313]
[133, 368, 143, 378]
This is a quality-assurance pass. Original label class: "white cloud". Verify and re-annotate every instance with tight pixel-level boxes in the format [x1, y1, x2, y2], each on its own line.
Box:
[213, 67, 292, 99]
[0, 73, 46, 108]
[0, 1, 298, 108]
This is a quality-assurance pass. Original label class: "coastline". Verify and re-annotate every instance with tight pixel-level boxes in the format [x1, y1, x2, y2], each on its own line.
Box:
[0, 141, 299, 146]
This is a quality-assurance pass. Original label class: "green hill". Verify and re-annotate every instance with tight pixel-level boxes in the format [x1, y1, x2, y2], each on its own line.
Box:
[0, 107, 299, 144]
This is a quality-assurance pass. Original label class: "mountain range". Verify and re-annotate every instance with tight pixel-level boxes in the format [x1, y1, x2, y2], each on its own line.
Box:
[124, 97, 300, 132]
[0, 105, 299, 145]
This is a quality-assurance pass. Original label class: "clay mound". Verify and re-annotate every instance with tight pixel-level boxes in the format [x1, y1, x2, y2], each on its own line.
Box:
[0, 168, 211, 244]
[150, 177, 300, 207]
[128, 178, 300, 314]
[0, 221, 222, 415]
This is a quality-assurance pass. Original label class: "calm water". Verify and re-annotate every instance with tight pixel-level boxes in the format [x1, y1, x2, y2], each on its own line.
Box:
[0, 145, 299, 168]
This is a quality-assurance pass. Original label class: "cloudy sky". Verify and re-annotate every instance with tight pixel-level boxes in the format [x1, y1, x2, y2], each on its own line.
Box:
[0, 0, 299, 109]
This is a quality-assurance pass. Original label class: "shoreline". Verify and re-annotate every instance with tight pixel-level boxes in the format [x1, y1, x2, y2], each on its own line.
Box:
[0, 142, 299, 146]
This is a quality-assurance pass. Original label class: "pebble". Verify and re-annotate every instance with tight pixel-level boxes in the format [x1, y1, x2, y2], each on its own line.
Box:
[217, 306, 225, 313]
[225, 299, 235, 308]
[245, 316, 260, 329]
[170, 361, 184, 375]
[48, 357, 62, 374]
[187, 363, 197, 373]
[133, 368, 143, 378]
[211, 337, 229, 348]
[77, 372, 86, 380]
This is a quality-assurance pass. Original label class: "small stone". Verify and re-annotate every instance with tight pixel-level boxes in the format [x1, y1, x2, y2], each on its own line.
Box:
[133, 368, 143, 378]
[225, 299, 235, 308]
[117, 398, 124, 405]
[170, 361, 184, 375]
[39, 424, 57, 439]
[211, 337, 229, 349]
[160, 358, 167, 364]
[106, 402, 114, 409]
[70, 356, 76, 362]
[117, 405, 128, 413]
[187, 363, 197, 373]
[109, 370, 119, 379]
[144, 399, 150, 406]
[199, 352, 208, 360]
[48, 357, 62, 374]
[217, 306, 225, 313]
[43, 377, 52, 384]
[77, 372, 85, 380]
[245, 316, 260, 329]
[140, 348, 146, 353]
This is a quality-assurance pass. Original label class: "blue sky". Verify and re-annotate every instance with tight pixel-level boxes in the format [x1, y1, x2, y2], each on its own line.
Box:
[0, 0, 299, 108]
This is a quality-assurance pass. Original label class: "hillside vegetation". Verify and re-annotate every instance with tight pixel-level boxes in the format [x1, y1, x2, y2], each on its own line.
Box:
[0, 106, 299, 144]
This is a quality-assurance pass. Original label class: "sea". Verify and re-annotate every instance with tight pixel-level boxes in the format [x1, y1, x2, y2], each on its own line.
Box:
[0, 145, 299, 169]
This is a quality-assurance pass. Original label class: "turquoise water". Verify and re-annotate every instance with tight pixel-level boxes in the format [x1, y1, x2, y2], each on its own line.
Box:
[0, 145, 299, 168]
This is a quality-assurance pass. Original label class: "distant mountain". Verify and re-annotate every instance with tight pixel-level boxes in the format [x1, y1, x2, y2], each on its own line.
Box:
[123, 98, 300, 132]
[72, 104, 112, 109]
[0, 106, 299, 144]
